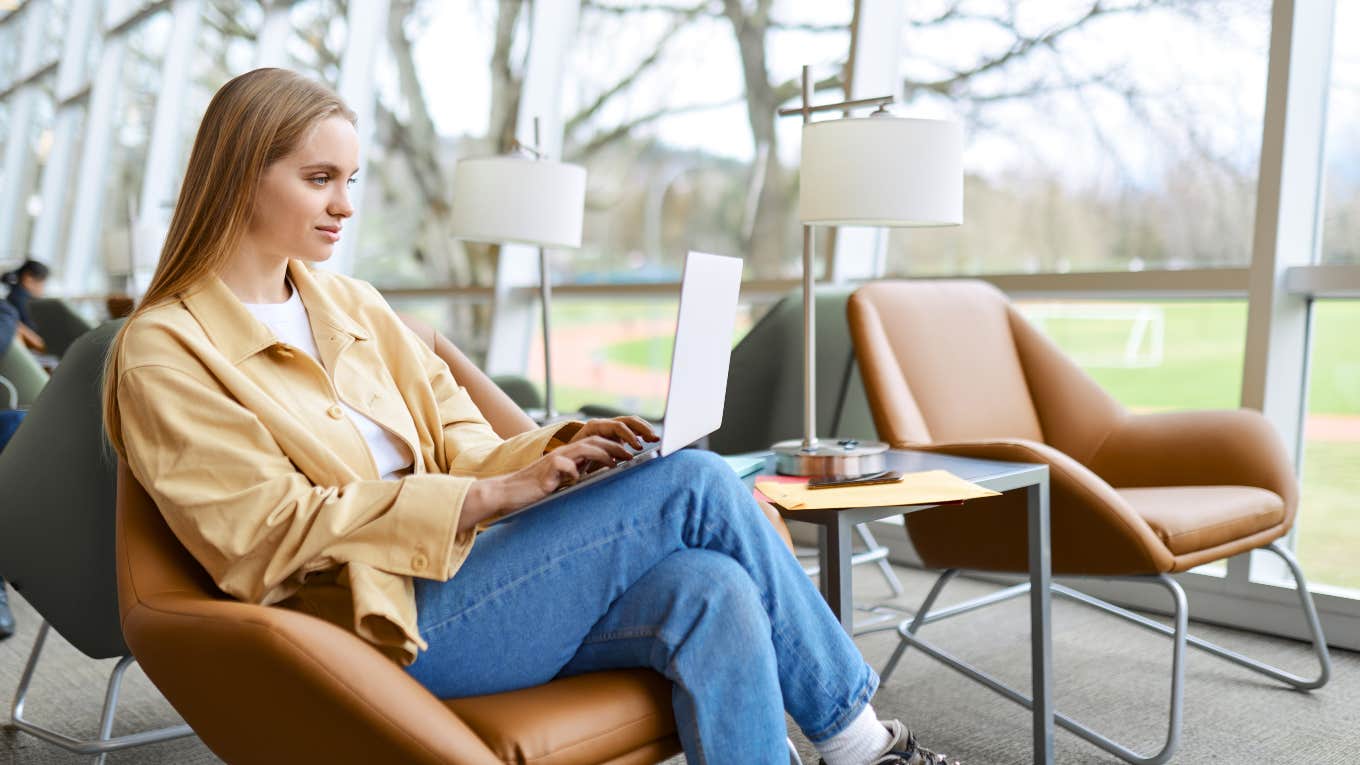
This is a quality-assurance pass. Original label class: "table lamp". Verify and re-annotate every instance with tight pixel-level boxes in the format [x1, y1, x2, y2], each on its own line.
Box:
[773, 65, 962, 477]
[450, 119, 587, 421]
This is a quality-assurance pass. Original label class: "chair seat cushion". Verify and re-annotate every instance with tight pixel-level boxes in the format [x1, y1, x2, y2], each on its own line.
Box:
[442, 669, 679, 765]
[1119, 485, 1285, 556]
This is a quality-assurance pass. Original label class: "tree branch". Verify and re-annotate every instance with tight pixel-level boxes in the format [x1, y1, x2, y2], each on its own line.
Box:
[567, 97, 743, 160]
[565, 1, 708, 137]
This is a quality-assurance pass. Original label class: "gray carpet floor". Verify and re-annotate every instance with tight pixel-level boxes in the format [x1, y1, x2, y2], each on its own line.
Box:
[1, 564, 1356, 764]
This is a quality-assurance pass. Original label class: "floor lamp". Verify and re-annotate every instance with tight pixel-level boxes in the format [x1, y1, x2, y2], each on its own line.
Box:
[450, 120, 587, 422]
[773, 65, 963, 478]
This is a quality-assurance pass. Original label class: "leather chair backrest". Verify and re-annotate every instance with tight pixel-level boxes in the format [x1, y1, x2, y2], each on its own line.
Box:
[850, 280, 1049, 444]
[29, 297, 96, 359]
[709, 286, 877, 454]
[0, 321, 126, 658]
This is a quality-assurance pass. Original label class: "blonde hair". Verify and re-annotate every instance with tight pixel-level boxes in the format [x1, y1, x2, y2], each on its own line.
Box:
[103, 68, 356, 455]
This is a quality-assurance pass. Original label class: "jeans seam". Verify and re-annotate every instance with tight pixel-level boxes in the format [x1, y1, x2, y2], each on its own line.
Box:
[580, 625, 665, 644]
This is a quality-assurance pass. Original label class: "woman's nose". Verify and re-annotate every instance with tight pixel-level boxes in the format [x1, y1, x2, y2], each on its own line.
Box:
[330, 188, 354, 218]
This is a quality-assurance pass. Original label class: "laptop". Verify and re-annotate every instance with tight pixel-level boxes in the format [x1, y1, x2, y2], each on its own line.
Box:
[491, 250, 743, 521]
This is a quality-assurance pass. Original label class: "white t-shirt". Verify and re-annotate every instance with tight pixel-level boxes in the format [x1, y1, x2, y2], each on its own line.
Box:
[243, 284, 414, 480]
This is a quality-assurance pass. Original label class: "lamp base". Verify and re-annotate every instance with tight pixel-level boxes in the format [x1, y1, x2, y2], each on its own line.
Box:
[772, 438, 888, 479]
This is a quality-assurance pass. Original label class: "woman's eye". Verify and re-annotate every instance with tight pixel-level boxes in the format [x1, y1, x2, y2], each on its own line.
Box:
[309, 176, 329, 186]
[346, 176, 358, 187]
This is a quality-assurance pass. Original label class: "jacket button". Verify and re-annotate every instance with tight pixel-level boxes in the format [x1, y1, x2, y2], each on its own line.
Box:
[411, 553, 428, 571]
[326, 404, 344, 419]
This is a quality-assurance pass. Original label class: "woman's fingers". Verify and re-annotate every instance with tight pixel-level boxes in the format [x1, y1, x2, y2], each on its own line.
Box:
[572, 435, 632, 464]
[620, 415, 660, 442]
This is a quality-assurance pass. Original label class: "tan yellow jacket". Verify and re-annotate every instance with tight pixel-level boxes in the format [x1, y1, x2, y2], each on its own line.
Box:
[112, 260, 572, 664]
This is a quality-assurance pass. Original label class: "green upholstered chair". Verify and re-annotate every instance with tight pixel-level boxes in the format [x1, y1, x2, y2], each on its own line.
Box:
[28, 297, 96, 359]
[0, 321, 194, 762]
[0, 337, 47, 409]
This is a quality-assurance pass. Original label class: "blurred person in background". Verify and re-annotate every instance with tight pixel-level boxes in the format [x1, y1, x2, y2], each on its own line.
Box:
[3, 259, 51, 354]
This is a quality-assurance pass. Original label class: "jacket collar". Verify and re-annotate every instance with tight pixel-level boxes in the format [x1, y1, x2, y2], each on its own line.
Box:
[181, 260, 369, 365]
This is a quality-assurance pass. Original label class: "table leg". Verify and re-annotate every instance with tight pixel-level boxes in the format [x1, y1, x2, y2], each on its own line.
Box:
[1027, 472, 1053, 765]
[821, 515, 855, 633]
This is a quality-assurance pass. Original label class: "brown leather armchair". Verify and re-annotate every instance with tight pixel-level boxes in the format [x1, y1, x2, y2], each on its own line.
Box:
[847, 280, 1330, 764]
[116, 315, 793, 765]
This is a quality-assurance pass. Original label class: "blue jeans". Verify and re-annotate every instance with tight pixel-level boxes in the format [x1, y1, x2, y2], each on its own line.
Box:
[0, 409, 22, 451]
[406, 449, 877, 763]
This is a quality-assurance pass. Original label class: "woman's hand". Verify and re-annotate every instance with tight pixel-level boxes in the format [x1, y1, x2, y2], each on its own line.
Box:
[568, 416, 660, 449]
[460, 436, 635, 530]
[16, 324, 45, 353]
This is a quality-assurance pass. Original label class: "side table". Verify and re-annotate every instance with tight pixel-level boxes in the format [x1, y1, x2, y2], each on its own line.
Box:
[744, 448, 1054, 765]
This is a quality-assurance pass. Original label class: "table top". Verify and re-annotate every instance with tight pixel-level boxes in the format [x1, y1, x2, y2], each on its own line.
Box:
[733, 447, 1047, 522]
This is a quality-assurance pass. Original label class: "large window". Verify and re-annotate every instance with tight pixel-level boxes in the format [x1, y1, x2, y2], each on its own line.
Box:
[563, 1, 853, 282]
[1321, 0, 1360, 265]
[98, 9, 172, 287]
[1016, 299, 1248, 411]
[886, 1, 1272, 276]
[1295, 301, 1360, 591]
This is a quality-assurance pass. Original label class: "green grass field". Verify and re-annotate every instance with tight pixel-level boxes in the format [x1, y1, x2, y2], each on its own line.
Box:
[576, 299, 1360, 589]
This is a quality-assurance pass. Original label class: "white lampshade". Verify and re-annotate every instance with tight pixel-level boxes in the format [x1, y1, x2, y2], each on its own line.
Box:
[450, 156, 587, 248]
[799, 115, 962, 227]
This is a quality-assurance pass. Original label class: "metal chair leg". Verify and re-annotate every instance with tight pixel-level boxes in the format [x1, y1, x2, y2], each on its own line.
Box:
[880, 569, 958, 683]
[888, 574, 1188, 764]
[854, 523, 904, 597]
[6, 620, 196, 759]
[787, 736, 804, 764]
[880, 545, 1331, 765]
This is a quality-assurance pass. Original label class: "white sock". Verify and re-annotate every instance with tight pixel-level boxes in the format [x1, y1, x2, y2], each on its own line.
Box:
[814, 704, 893, 765]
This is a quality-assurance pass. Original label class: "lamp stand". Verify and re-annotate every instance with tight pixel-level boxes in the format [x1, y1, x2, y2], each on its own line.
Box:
[538, 245, 557, 421]
[772, 65, 888, 478]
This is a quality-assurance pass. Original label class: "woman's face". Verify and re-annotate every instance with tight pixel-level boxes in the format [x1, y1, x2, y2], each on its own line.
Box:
[243, 115, 360, 265]
[19, 273, 45, 297]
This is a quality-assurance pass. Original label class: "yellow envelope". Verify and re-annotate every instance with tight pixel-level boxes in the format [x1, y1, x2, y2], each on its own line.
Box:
[756, 470, 1000, 511]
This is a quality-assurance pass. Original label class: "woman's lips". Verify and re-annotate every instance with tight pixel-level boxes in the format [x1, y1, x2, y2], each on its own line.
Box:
[316, 227, 340, 243]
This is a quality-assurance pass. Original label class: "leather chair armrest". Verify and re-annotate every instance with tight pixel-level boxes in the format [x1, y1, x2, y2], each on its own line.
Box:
[122, 594, 502, 765]
[1086, 408, 1297, 520]
[904, 438, 1174, 574]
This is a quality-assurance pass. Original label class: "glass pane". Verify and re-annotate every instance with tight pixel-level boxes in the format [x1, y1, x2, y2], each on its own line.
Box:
[286, 0, 347, 85]
[1295, 300, 1360, 591]
[1014, 299, 1247, 411]
[0, 17, 20, 91]
[11, 75, 55, 263]
[98, 10, 173, 287]
[539, 295, 772, 417]
[563, 1, 852, 281]
[888, 2, 1271, 276]
[352, 0, 496, 290]
[1321, 1, 1360, 265]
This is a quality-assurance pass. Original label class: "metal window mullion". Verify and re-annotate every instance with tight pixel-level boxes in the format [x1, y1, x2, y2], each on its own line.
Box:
[251, 0, 292, 68]
[323, 0, 388, 277]
[29, 0, 100, 271]
[132, 0, 202, 291]
[484, 0, 582, 377]
[1235, 0, 1336, 587]
[0, 0, 50, 260]
[61, 32, 127, 295]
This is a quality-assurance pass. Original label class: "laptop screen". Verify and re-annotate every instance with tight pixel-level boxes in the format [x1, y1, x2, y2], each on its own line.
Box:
[659, 251, 744, 456]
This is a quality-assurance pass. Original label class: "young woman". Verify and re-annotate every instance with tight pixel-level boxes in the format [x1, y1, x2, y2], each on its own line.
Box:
[102, 68, 958, 765]
[2, 259, 50, 353]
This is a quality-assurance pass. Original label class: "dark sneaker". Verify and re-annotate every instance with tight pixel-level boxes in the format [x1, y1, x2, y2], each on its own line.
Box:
[0, 577, 15, 641]
[819, 719, 961, 765]
[873, 720, 960, 765]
